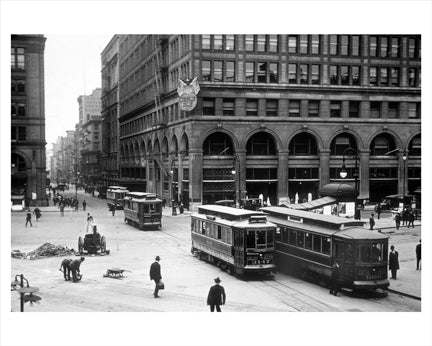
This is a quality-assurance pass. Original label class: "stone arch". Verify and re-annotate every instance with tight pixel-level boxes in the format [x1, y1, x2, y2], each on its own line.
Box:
[369, 132, 399, 156]
[153, 138, 161, 154]
[170, 134, 179, 155]
[243, 128, 282, 153]
[407, 133, 421, 156]
[286, 129, 323, 153]
[161, 136, 169, 157]
[327, 129, 364, 152]
[147, 138, 153, 156]
[179, 133, 189, 155]
[329, 132, 360, 155]
[198, 127, 239, 152]
[366, 130, 402, 153]
[288, 131, 319, 155]
[202, 132, 234, 156]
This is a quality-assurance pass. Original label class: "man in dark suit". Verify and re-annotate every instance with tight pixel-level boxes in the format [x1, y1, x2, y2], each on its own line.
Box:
[388, 245, 399, 279]
[416, 239, 421, 270]
[329, 262, 341, 296]
[150, 256, 162, 298]
[69, 257, 85, 282]
[207, 277, 226, 312]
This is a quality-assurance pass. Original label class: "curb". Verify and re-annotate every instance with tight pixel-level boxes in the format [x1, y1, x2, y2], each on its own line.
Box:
[388, 288, 421, 300]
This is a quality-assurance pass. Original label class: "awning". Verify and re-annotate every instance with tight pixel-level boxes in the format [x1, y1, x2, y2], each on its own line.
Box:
[280, 196, 337, 211]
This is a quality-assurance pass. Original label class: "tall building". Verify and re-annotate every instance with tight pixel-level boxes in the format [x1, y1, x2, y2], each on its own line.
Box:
[115, 35, 421, 210]
[100, 35, 120, 187]
[11, 34, 48, 207]
[77, 88, 102, 187]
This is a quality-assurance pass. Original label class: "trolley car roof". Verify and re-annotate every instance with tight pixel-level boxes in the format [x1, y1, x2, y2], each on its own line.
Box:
[337, 228, 389, 240]
[198, 205, 264, 220]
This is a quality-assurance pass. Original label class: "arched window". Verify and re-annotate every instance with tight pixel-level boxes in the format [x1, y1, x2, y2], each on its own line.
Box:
[203, 132, 234, 156]
[289, 133, 318, 155]
[246, 132, 276, 155]
[11, 153, 26, 172]
[408, 135, 421, 156]
[370, 134, 396, 156]
[330, 134, 357, 155]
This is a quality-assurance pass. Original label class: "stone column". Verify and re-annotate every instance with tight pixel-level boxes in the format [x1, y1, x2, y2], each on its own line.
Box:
[319, 149, 330, 190]
[189, 148, 203, 211]
[236, 150, 247, 203]
[277, 150, 289, 204]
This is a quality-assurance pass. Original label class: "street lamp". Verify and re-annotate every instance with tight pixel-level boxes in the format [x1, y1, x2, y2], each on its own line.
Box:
[402, 150, 407, 197]
[170, 167, 177, 216]
[339, 147, 360, 220]
[11, 274, 41, 312]
[232, 154, 241, 208]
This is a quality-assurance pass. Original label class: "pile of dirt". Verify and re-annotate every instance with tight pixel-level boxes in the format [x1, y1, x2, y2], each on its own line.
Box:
[11, 242, 76, 260]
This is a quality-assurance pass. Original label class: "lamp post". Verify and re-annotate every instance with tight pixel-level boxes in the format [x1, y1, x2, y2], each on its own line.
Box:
[11, 274, 41, 312]
[231, 154, 241, 208]
[402, 150, 407, 197]
[170, 167, 177, 215]
[339, 147, 360, 220]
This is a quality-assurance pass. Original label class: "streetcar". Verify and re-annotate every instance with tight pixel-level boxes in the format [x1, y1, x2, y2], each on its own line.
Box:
[191, 205, 276, 277]
[106, 186, 129, 210]
[260, 206, 390, 292]
[123, 192, 163, 230]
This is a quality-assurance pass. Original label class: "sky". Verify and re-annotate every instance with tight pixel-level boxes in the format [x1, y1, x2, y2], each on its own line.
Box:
[44, 34, 113, 147]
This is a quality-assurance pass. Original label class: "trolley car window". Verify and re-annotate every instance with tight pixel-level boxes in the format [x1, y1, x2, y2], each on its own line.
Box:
[202, 221, 206, 235]
[282, 227, 288, 243]
[257, 230, 266, 249]
[289, 229, 297, 245]
[275, 227, 281, 241]
[246, 231, 255, 248]
[226, 228, 232, 244]
[267, 229, 274, 245]
[313, 234, 321, 252]
[305, 232, 312, 250]
[217, 225, 222, 240]
[322, 237, 331, 254]
[296, 232, 304, 248]
[360, 245, 371, 262]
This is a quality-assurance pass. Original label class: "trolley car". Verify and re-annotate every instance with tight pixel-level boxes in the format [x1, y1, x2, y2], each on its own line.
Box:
[106, 186, 129, 210]
[260, 206, 390, 292]
[123, 192, 162, 230]
[191, 205, 276, 277]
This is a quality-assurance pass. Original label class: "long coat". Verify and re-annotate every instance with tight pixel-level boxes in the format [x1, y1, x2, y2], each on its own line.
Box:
[150, 261, 161, 281]
[389, 251, 399, 271]
[207, 284, 226, 306]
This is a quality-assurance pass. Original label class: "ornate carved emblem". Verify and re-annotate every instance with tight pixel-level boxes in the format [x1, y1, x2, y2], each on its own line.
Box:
[177, 77, 200, 111]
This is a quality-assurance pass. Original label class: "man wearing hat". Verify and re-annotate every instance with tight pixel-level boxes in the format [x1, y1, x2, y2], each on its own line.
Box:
[207, 277, 226, 312]
[150, 256, 162, 298]
[69, 257, 85, 282]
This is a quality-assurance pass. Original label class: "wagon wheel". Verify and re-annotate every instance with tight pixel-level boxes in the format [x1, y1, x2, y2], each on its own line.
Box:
[100, 236, 106, 253]
[78, 236, 84, 254]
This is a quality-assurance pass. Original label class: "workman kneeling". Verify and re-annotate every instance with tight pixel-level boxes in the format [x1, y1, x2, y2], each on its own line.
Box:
[61, 257, 85, 282]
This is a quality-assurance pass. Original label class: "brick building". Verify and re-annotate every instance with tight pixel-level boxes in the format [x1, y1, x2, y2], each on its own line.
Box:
[115, 35, 421, 210]
[11, 34, 48, 207]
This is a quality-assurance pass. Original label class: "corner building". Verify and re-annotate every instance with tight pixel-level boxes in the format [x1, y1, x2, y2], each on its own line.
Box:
[117, 35, 421, 210]
[11, 35, 48, 207]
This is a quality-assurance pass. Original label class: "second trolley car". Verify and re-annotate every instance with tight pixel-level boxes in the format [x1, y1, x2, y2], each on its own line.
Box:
[260, 206, 390, 291]
[191, 205, 276, 277]
[123, 192, 163, 230]
[106, 186, 129, 210]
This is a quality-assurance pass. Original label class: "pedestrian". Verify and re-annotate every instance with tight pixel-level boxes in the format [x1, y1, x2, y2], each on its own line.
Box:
[59, 203, 65, 216]
[401, 208, 408, 226]
[407, 210, 415, 228]
[369, 213, 375, 230]
[33, 206, 42, 222]
[46, 195, 50, 206]
[82, 200, 87, 211]
[329, 261, 341, 296]
[110, 204, 116, 216]
[149, 255, 162, 298]
[25, 209, 33, 227]
[375, 203, 382, 219]
[59, 258, 72, 281]
[86, 213, 94, 232]
[388, 245, 399, 279]
[416, 239, 421, 270]
[207, 277, 226, 312]
[395, 212, 401, 230]
[69, 257, 85, 282]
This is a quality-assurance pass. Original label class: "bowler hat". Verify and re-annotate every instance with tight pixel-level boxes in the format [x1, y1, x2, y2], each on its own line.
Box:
[155, 256, 161, 261]
[214, 277, 221, 283]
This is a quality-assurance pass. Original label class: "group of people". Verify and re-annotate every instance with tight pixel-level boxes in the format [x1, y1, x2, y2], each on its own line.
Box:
[24, 206, 42, 227]
[394, 207, 416, 229]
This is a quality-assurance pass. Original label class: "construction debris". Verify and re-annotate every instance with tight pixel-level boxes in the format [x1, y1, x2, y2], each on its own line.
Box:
[11, 243, 76, 260]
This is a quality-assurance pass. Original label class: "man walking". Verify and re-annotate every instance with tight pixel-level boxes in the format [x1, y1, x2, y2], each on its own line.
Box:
[416, 239, 421, 270]
[82, 200, 87, 211]
[407, 210, 415, 228]
[369, 213, 375, 230]
[207, 277, 226, 312]
[395, 212, 401, 230]
[25, 209, 32, 227]
[33, 206, 41, 222]
[388, 245, 399, 279]
[150, 256, 162, 298]
[69, 257, 85, 282]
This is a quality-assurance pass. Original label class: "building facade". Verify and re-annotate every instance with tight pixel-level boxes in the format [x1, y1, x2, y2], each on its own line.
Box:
[77, 88, 102, 187]
[11, 34, 48, 207]
[100, 35, 120, 187]
[116, 35, 421, 210]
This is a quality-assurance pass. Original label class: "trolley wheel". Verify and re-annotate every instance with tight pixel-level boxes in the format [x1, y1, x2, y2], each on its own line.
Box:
[100, 236, 106, 253]
[78, 236, 84, 254]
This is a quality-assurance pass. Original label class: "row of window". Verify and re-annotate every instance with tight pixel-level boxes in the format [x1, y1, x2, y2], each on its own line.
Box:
[276, 226, 331, 255]
[11, 80, 26, 93]
[201, 60, 421, 87]
[11, 126, 26, 141]
[201, 98, 421, 119]
[11, 47, 25, 70]
[192, 218, 233, 245]
[200, 35, 421, 59]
